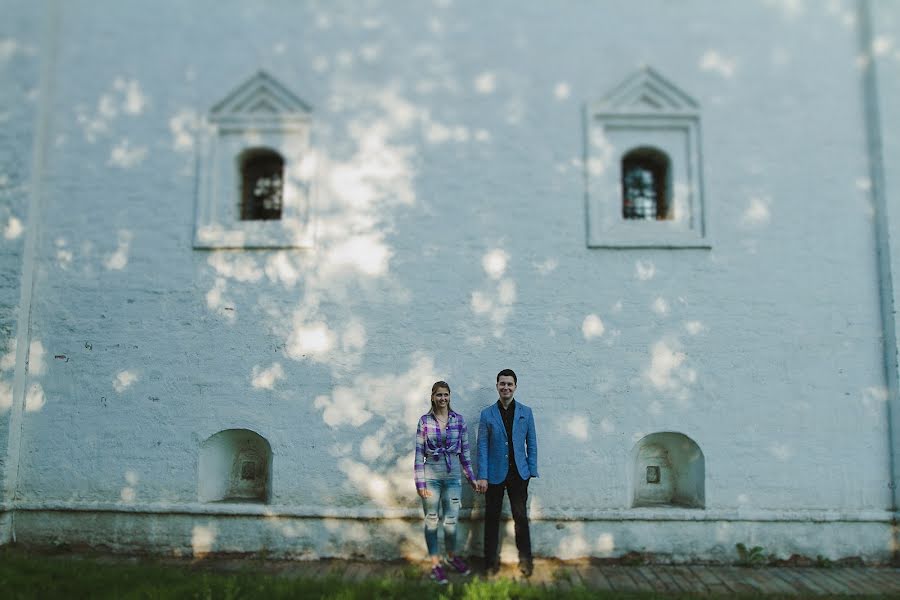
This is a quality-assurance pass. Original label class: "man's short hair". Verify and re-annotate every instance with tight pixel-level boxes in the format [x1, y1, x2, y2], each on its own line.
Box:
[496, 368, 517, 384]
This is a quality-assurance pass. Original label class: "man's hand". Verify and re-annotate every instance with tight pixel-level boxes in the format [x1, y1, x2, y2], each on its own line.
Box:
[417, 488, 432, 499]
[476, 479, 488, 493]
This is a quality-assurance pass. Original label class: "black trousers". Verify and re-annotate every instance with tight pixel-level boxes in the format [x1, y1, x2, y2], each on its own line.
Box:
[484, 472, 531, 565]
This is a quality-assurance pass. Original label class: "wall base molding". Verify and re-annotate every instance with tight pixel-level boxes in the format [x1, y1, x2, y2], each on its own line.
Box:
[8, 501, 895, 524]
[0, 510, 11, 545]
[5, 505, 895, 563]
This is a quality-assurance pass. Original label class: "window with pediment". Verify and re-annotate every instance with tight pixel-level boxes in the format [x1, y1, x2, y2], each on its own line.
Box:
[586, 68, 708, 248]
[194, 71, 314, 249]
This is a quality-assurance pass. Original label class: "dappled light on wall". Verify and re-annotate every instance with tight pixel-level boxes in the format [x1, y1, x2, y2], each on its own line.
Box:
[103, 230, 132, 270]
[740, 196, 772, 228]
[120, 470, 139, 503]
[251, 362, 285, 390]
[470, 249, 517, 339]
[191, 524, 217, 558]
[112, 370, 138, 393]
[24, 383, 44, 412]
[582, 314, 605, 340]
[314, 354, 436, 432]
[644, 338, 697, 404]
[699, 50, 737, 78]
[557, 522, 591, 559]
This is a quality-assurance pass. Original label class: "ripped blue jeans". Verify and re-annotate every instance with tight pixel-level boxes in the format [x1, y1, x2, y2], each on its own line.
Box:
[421, 478, 462, 556]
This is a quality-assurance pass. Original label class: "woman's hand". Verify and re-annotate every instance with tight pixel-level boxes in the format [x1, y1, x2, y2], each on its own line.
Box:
[417, 488, 432, 499]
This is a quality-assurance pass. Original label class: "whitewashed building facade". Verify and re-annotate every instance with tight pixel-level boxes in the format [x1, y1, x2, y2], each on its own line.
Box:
[2, 0, 900, 562]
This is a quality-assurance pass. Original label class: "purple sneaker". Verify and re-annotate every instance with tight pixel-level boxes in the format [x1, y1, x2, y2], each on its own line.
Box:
[430, 564, 449, 584]
[447, 555, 471, 575]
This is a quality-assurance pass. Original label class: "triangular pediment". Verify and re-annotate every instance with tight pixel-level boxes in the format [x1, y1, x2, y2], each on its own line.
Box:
[593, 67, 698, 114]
[635, 94, 664, 110]
[211, 71, 311, 119]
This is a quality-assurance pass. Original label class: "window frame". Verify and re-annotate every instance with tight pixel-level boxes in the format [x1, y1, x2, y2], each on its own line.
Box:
[194, 72, 315, 250]
[585, 68, 709, 249]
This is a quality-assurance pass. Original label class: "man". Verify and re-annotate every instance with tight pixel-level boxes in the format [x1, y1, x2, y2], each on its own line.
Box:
[476, 368, 538, 576]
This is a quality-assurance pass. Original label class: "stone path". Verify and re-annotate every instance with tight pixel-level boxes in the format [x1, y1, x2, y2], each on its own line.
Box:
[246, 558, 900, 596]
[76, 551, 900, 596]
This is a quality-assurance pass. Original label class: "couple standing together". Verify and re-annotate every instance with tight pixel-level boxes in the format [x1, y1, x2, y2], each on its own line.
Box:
[413, 368, 538, 584]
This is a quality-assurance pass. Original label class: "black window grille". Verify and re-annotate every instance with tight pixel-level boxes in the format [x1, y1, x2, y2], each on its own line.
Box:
[240, 148, 284, 221]
[622, 148, 670, 220]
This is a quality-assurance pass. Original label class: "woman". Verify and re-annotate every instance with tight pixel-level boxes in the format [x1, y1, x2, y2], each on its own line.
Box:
[414, 381, 477, 584]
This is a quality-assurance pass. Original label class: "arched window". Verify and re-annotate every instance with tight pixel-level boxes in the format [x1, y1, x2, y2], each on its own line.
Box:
[239, 148, 284, 221]
[621, 147, 671, 220]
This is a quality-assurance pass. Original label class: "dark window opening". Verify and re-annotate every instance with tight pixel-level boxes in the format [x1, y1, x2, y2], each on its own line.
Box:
[622, 147, 670, 220]
[240, 148, 284, 220]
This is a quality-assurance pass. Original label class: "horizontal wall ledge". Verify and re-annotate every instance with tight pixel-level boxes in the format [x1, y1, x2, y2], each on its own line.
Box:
[10, 501, 895, 524]
[10, 510, 895, 563]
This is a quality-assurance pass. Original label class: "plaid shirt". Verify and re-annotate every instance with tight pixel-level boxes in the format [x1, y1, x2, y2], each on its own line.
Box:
[414, 410, 476, 489]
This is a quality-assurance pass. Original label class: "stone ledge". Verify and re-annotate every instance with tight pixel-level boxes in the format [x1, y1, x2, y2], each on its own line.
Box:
[8, 510, 894, 563]
[10, 501, 895, 524]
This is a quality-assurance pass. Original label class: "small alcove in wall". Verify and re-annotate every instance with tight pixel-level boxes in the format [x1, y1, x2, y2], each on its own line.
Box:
[198, 429, 272, 503]
[631, 431, 704, 508]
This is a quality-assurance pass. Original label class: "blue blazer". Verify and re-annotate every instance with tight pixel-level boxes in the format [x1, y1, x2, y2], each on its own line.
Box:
[476, 400, 538, 484]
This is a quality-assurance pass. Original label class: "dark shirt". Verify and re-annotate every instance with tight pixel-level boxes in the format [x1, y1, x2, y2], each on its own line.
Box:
[498, 399, 517, 477]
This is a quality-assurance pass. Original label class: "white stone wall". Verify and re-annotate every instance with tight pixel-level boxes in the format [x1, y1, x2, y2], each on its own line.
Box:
[873, 0, 900, 516]
[4, 0, 900, 560]
[0, 0, 43, 542]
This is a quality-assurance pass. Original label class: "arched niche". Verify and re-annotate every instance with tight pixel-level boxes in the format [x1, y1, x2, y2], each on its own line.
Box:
[631, 431, 704, 508]
[199, 429, 272, 503]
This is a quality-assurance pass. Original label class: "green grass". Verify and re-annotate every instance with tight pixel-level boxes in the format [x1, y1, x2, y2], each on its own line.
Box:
[0, 548, 607, 600]
[1, 549, 578, 600]
[0, 547, 887, 599]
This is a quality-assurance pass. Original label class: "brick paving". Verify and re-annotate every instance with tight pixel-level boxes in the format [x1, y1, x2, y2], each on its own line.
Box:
[49, 550, 900, 596]
[274, 558, 900, 596]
